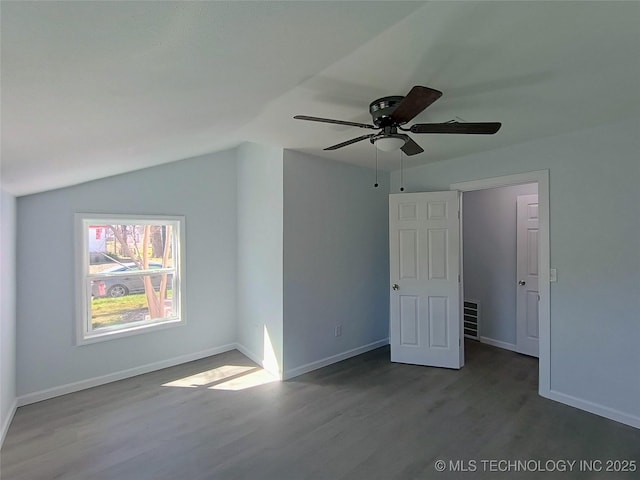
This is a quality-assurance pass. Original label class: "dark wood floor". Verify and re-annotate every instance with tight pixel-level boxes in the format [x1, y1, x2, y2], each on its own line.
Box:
[2, 341, 639, 479]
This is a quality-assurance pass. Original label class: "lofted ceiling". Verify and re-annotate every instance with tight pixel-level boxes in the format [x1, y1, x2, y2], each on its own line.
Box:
[1, 1, 639, 196]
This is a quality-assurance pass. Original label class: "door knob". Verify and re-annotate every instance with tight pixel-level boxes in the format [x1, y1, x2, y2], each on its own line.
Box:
[392, 284, 400, 291]
[518, 280, 526, 286]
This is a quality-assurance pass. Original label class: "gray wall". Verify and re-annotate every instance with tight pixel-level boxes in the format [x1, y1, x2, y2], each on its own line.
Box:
[283, 150, 390, 376]
[463, 183, 537, 345]
[390, 118, 640, 420]
[236, 143, 284, 377]
[16, 150, 238, 396]
[14, 143, 394, 396]
[1, 189, 17, 442]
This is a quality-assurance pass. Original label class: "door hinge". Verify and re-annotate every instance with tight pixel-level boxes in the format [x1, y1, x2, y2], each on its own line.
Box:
[458, 274, 460, 283]
[458, 210, 460, 219]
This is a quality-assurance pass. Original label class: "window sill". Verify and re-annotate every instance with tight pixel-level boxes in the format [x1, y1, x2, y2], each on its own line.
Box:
[77, 317, 185, 346]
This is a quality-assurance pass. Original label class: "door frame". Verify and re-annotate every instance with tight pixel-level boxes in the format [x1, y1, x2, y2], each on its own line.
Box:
[450, 170, 550, 399]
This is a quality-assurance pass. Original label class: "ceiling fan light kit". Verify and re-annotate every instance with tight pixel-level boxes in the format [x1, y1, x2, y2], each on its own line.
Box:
[372, 135, 406, 152]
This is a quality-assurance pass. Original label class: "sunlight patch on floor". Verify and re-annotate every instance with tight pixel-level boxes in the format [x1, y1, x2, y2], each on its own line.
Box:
[162, 364, 279, 391]
[162, 365, 256, 388]
[209, 368, 278, 391]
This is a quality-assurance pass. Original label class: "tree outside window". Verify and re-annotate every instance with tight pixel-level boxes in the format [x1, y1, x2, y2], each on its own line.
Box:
[77, 214, 184, 344]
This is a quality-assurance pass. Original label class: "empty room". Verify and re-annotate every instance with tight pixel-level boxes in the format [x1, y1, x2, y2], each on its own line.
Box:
[1, 1, 639, 479]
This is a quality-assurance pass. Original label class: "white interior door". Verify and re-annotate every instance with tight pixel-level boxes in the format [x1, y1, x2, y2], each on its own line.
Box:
[516, 194, 539, 357]
[389, 191, 461, 369]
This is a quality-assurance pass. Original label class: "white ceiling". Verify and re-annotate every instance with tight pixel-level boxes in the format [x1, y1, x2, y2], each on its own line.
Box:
[2, 1, 639, 196]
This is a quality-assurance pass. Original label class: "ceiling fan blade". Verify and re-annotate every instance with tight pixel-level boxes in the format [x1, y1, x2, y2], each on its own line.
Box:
[324, 134, 373, 151]
[400, 136, 424, 156]
[389, 86, 443, 125]
[410, 122, 502, 134]
[294, 115, 376, 130]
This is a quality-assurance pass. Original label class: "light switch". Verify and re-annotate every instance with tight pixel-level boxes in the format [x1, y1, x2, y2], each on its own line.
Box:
[549, 268, 557, 282]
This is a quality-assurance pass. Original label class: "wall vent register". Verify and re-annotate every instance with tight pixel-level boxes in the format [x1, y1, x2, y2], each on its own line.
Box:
[463, 300, 480, 340]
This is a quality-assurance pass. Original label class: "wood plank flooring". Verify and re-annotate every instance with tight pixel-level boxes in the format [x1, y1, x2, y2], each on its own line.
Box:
[2, 342, 639, 479]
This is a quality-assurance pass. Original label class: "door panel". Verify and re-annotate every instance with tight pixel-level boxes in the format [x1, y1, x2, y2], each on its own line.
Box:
[399, 202, 418, 220]
[400, 296, 419, 345]
[390, 191, 461, 369]
[527, 229, 539, 275]
[427, 229, 448, 279]
[427, 201, 447, 219]
[399, 230, 418, 279]
[526, 291, 539, 338]
[428, 296, 449, 348]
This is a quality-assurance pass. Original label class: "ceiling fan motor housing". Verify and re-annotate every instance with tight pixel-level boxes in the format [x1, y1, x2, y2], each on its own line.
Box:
[369, 95, 404, 127]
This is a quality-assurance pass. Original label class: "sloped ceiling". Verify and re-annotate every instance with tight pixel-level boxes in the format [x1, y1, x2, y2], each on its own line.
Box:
[2, 1, 639, 195]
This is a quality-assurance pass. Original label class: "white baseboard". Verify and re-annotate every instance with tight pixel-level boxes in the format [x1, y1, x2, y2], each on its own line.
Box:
[543, 389, 640, 430]
[1, 398, 18, 448]
[480, 338, 638, 430]
[235, 342, 261, 367]
[283, 338, 389, 380]
[480, 336, 519, 353]
[17, 344, 237, 407]
[9, 340, 638, 436]
[235, 343, 282, 380]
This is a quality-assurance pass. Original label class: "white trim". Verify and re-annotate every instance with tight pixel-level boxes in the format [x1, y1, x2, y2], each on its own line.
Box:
[451, 170, 551, 399]
[235, 342, 283, 380]
[235, 343, 261, 368]
[459, 195, 465, 367]
[0, 398, 18, 448]
[283, 338, 389, 380]
[450, 171, 547, 192]
[16, 344, 236, 407]
[479, 336, 519, 353]
[74, 213, 186, 345]
[543, 390, 640, 430]
[78, 317, 184, 346]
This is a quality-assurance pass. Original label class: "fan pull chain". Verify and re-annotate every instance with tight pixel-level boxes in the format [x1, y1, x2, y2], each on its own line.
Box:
[400, 150, 405, 192]
[374, 146, 379, 188]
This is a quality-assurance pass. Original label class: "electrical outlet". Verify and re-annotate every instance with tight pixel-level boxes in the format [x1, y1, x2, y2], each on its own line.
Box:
[334, 324, 342, 337]
[550, 268, 558, 282]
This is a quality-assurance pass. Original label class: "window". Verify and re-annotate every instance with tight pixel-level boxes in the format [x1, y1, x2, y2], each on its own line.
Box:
[76, 214, 184, 344]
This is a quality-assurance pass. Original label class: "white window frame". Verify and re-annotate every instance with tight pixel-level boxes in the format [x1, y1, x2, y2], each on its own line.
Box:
[75, 213, 185, 345]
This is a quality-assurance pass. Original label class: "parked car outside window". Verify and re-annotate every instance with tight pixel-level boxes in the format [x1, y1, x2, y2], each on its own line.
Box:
[91, 263, 173, 298]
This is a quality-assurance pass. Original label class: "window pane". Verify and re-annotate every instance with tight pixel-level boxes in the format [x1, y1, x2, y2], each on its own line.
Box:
[78, 214, 183, 344]
[88, 224, 174, 274]
[89, 274, 176, 331]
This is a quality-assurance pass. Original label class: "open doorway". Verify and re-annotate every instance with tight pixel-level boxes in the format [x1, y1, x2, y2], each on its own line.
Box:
[388, 171, 550, 396]
[451, 171, 551, 398]
[461, 183, 539, 357]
